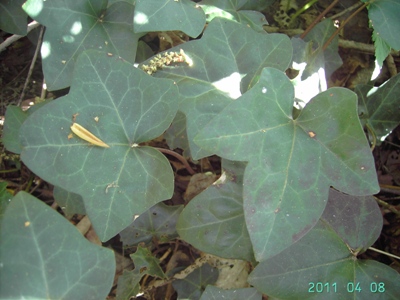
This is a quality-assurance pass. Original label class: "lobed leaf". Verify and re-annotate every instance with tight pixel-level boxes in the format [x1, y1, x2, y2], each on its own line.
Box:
[23, 0, 141, 90]
[248, 190, 400, 299]
[20, 50, 180, 241]
[155, 18, 292, 159]
[195, 67, 379, 261]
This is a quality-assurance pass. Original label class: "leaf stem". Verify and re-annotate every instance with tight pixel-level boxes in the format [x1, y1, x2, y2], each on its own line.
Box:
[322, 2, 369, 51]
[300, 0, 339, 39]
[155, 148, 196, 175]
[374, 196, 400, 216]
[0, 168, 19, 174]
[365, 123, 377, 151]
[17, 25, 45, 106]
[368, 246, 400, 261]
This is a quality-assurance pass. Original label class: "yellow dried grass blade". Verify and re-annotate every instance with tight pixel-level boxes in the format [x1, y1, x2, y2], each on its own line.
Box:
[70, 123, 110, 148]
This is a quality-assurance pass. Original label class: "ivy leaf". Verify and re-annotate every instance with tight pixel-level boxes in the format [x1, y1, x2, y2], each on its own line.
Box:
[366, 0, 400, 50]
[2, 105, 28, 154]
[248, 190, 400, 299]
[3, 102, 50, 154]
[156, 18, 292, 159]
[130, 245, 166, 279]
[53, 186, 86, 218]
[23, 0, 141, 90]
[116, 270, 142, 300]
[120, 203, 183, 246]
[177, 160, 254, 261]
[20, 50, 179, 242]
[372, 30, 391, 69]
[172, 264, 219, 300]
[134, 0, 206, 38]
[0, 192, 115, 300]
[195, 67, 379, 261]
[356, 72, 400, 142]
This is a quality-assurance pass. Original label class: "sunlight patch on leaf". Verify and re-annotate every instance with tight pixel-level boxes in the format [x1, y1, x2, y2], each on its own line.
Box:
[134, 11, 149, 25]
[212, 72, 243, 99]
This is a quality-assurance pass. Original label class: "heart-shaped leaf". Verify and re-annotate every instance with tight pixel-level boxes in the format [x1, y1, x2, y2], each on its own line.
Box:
[20, 50, 179, 241]
[23, 0, 141, 90]
[195, 67, 379, 261]
[153, 18, 292, 159]
[0, 192, 115, 300]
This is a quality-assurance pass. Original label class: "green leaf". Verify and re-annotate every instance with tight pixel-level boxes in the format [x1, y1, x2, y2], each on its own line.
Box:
[301, 19, 342, 81]
[177, 160, 254, 261]
[199, 0, 268, 32]
[248, 190, 400, 299]
[20, 50, 179, 242]
[0, 0, 27, 35]
[2, 105, 27, 154]
[23, 0, 141, 90]
[240, 0, 275, 10]
[0, 192, 115, 300]
[134, 0, 206, 38]
[172, 264, 219, 300]
[0, 182, 13, 221]
[367, 0, 400, 50]
[356, 72, 400, 142]
[120, 203, 183, 246]
[164, 111, 191, 157]
[195, 67, 379, 261]
[322, 189, 382, 253]
[200, 286, 262, 300]
[3, 102, 51, 154]
[372, 30, 391, 69]
[53, 186, 86, 217]
[156, 18, 292, 159]
[116, 270, 142, 300]
[130, 244, 166, 279]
